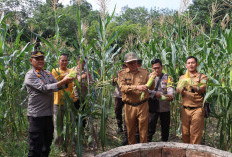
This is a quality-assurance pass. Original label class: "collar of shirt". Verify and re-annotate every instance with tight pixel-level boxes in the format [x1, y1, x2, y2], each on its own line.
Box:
[125, 67, 140, 74]
[190, 72, 199, 78]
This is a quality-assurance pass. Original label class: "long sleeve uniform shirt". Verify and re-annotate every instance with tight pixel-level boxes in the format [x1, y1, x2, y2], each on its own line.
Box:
[178, 72, 207, 107]
[118, 67, 155, 104]
[149, 74, 175, 112]
[24, 68, 59, 117]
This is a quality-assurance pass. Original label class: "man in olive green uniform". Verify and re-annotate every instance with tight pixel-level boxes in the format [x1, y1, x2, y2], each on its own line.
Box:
[177, 56, 207, 144]
[118, 52, 156, 144]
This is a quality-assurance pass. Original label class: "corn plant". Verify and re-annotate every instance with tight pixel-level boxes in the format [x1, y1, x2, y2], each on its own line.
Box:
[1, 2, 232, 156]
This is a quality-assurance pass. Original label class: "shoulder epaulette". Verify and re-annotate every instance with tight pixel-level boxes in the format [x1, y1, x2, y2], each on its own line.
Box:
[44, 69, 52, 75]
[167, 75, 174, 87]
[118, 68, 126, 73]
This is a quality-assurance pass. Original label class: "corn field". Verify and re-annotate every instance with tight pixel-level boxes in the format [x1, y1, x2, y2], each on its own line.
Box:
[0, 2, 232, 156]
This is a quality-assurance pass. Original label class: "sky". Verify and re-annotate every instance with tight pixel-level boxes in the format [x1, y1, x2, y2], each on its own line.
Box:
[59, 0, 192, 14]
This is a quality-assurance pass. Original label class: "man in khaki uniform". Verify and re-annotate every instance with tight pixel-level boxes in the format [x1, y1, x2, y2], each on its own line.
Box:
[177, 56, 207, 144]
[118, 52, 156, 144]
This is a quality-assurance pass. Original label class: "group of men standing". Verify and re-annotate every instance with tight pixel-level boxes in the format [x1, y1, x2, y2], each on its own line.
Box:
[113, 52, 207, 145]
[24, 50, 207, 156]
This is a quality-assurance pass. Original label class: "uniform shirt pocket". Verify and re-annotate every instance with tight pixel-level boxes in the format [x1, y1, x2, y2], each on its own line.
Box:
[125, 78, 132, 85]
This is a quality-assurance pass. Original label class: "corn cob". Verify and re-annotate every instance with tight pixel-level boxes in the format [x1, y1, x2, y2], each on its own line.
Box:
[140, 74, 155, 100]
[185, 70, 190, 78]
[160, 95, 166, 101]
[67, 68, 77, 78]
[178, 70, 192, 91]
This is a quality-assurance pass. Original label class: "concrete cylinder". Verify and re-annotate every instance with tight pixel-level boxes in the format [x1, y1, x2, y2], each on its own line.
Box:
[96, 142, 232, 157]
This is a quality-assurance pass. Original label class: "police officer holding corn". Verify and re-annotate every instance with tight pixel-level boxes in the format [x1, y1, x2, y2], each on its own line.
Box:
[118, 52, 156, 144]
[24, 51, 73, 157]
[147, 59, 175, 142]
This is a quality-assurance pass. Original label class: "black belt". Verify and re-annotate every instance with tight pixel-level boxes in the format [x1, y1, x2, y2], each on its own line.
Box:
[183, 106, 201, 110]
[126, 99, 148, 106]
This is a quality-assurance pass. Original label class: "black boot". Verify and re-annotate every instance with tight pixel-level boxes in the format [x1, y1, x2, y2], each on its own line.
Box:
[122, 131, 128, 145]
[122, 137, 128, 145]
[117, 124, 123, 133]
[147, 134, 153, 142]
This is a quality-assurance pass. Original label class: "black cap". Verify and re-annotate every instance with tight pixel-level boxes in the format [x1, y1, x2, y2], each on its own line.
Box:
[31, 51, 45, 58]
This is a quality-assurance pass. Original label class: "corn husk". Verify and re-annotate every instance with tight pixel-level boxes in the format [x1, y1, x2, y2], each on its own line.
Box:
[160, 95, 166, 101]
[67, 68, 77, 78]
[178, 70, 193, 91]
[140, 75, 155, 100]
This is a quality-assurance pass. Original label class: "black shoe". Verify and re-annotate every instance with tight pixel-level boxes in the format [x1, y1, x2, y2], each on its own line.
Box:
[147, 137, 152, 142]
[117, 126, 123, 133]
[135, 135, 140, 143]
[122, 138, 128, 145]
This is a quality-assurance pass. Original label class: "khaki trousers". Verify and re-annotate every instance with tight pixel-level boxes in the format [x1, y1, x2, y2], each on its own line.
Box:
[124, 102, 149, 144]
[181, 107, 204, 144]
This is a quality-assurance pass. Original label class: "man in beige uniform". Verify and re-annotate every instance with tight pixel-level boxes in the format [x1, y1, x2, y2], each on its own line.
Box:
[177, 56, 207, 144]
[118, 52, 156, 144]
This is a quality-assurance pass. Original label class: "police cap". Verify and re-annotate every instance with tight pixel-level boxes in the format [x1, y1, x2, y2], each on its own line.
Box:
[31, 51, 45, 58]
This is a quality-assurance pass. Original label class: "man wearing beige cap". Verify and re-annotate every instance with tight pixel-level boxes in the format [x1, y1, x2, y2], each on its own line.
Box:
[118, 52, 156, 144]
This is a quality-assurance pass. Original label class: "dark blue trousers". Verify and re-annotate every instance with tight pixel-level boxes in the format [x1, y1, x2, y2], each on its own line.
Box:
[28, 116, 53, 157]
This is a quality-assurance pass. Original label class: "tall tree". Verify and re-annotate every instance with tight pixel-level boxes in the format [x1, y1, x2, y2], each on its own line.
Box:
[188, 0, 232, 28]
[116, 6, 150, 25]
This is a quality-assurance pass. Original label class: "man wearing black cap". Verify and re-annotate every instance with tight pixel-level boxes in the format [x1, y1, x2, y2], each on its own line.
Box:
[24, 51, 73, 157]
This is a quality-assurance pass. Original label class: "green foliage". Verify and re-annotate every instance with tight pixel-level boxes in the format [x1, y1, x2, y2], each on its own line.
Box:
[1, 0, 232, 156]
[116, 6, 150, 24]
[189, 0, 232, 30]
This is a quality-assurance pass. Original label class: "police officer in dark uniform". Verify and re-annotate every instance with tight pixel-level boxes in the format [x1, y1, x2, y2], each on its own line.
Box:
[148, 59, 174, 142]
[24, 51, 73, 157]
